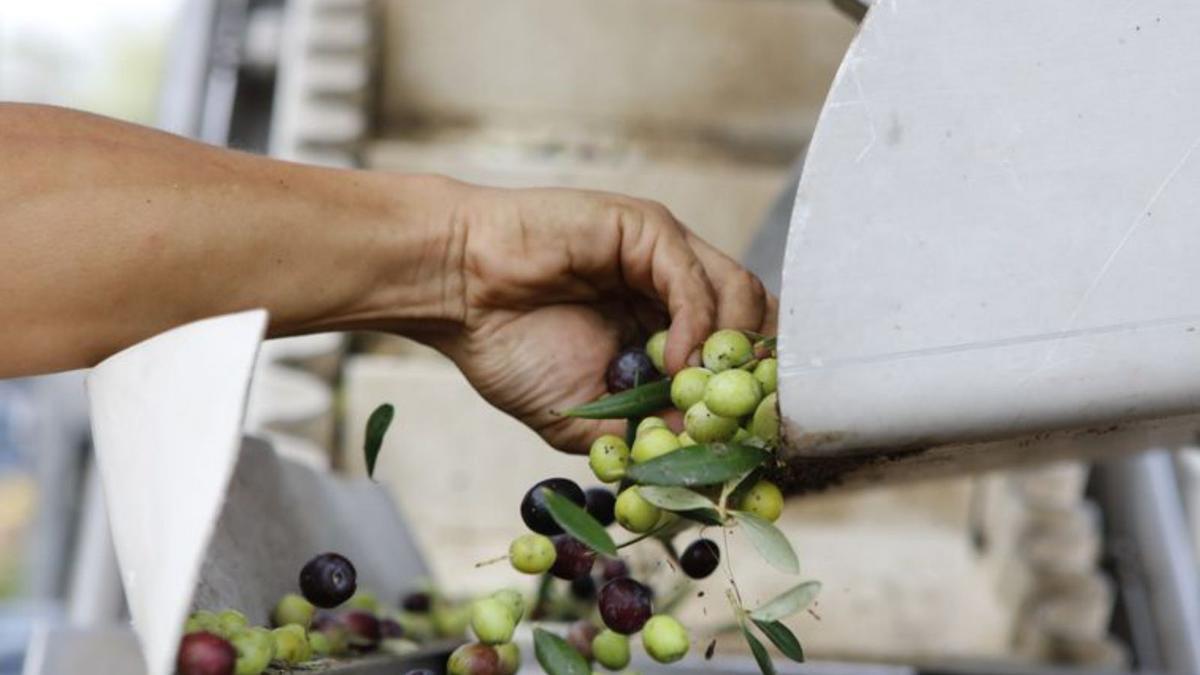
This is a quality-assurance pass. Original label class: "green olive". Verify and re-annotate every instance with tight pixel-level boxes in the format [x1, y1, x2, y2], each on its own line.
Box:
[215, 609, 248, 638]
[495, 642, 521, 675]
[645, 330, 669, 374]
[489, 589, 525, 624]
[471, 598, 516, 645]
[615, 487, 662, 533]
[631, 427, 682, 463]
[509, 534, 556, 574]
[231, 627, 274, 675]
[592, 629, 631, 669]
[636, 416, 668, 436]
[702, 329, 753, 372]
[642, 615, 690, 663]
[670, 367, 712, 411]
[738, 480, 784, 522]
[704, 369, 763, 418]
[271, 594, 314, 629]
[270, 625, 312, 665]
[344, 591, 379, 613]
[684, 401, 738, 443]
[588, 434, 630, 482]
[749, 393, 780, 446]
[753, 358, 778, 395]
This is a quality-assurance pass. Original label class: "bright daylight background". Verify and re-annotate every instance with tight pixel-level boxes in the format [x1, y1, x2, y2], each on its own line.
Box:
[0, 2, 183, 672]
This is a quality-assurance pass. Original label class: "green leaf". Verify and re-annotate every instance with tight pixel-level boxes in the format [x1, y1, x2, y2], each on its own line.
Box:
[626, 443, 769, 487]
[624, 417, 640, 447]
[742, 624, 777, 675]
[562, 380, 672, 419]
[679, 508, 726, 526]
[733, 511, 800, 574]
[363, 403, 395, 479]
[749, 581, 821, 622]
[753, 620, 805, 663]
[534, 628, 591, 675]
[638, 486, 718, 512]
[542, 489, 617, 557]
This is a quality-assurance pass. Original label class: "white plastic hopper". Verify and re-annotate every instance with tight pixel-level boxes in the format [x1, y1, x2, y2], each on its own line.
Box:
[777, 0, 1200, 491]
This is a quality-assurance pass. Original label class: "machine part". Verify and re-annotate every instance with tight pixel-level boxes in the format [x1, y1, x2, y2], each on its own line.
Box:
[1095, 450, 1200, 675]
[777, 0, 1200, 481]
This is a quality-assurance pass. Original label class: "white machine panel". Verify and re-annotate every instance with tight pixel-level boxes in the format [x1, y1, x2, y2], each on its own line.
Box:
[780, 1, 1200, 455]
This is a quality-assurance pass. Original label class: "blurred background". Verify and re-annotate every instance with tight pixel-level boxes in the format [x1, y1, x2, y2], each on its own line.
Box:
[3, 1, 1200, 674]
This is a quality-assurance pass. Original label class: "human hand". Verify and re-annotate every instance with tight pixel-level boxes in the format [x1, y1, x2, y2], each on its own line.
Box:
[426, 182, 777, 454]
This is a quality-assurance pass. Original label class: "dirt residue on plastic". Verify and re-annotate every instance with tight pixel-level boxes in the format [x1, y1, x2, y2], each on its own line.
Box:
[768, 446, 929, 496]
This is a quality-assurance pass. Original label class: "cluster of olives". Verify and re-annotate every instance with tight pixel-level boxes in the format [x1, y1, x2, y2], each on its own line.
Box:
[484, 328, 784, 673]
[176, 552, 443, 675]
[592, 329, 785, 528]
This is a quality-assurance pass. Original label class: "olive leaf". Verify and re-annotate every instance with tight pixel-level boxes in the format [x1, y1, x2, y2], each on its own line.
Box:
[363, 403, 395, 479]
[534, 628, 591, 675]
[752, 620, 805, 663]
[638, 486, 718, 512]
[732, 511, 800, 574]
[626, 443, 768, 487]
[624, 417, 640, 447]
[542, 488, 618, 557]
[679, 508, 726, 526]
[742, 624, 778, 675]
[749, 581, 821, 622]
[562, 380, 672, 419]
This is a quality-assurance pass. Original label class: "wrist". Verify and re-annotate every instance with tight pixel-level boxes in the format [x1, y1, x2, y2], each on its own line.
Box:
[356, 171, 470, 337]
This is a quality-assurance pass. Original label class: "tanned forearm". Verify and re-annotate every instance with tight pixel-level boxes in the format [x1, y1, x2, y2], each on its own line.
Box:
[0, 103, 464, 377]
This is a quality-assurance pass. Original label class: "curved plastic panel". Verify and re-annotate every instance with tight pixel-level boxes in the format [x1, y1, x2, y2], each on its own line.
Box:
[88, 310, 267, 675]
[780, 1, 1200, 454]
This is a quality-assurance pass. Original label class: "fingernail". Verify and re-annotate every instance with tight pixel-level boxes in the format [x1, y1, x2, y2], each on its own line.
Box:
[686, 349, 701, 367]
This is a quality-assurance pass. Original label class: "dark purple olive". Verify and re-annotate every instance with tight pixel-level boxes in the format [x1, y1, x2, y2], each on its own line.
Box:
[379, 617, 404, 639]
[299, 552, 357, 608]
[176, 631, 235, 675]
[566, 620, 601, 661]
[605, 348, 660, 393]
[598, 578, 653, 635]
[310, 610, 341, 632]
[585, 487, 616, 526]
[550, 536, 596, 580]
[680, 538, 721, 579]
[570, 574, 596, 600]
[521, 478, 586, 535]
[401, 591, 431, 612]
[342, 610, 381, 651]
[601, 557, 629, 582]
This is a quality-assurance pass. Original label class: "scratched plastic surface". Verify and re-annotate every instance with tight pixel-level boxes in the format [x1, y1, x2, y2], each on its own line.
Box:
[779, 1, 1200, 454]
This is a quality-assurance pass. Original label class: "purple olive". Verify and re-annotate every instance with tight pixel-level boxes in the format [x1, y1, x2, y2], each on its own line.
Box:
[401, 591, 431, 612]
[598, 578, 653, 635]
[601, 558, 630, 582]
[680, 538, 721, 579]
[521, 478, 586, 535]
[550, 536, 596, 581]
[299, 552, 357, 608]
[342, 610, 381, 651]
[585, 487, 616, 526]
[176, 631, 235, 675]
[605, 349, 660, 393]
